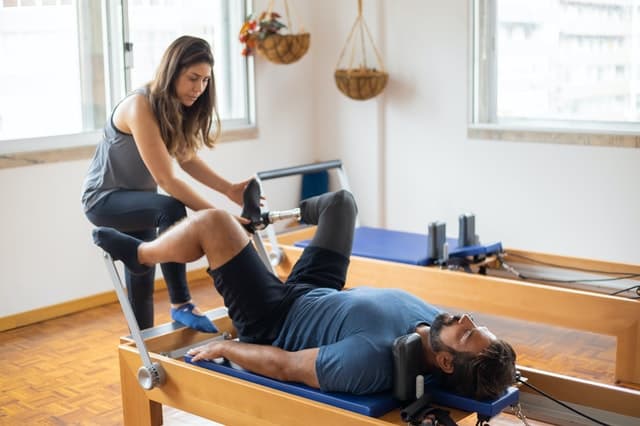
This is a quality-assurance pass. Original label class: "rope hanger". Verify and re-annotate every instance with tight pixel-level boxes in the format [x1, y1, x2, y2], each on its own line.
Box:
[336, 0, 386, 72]
[334, 0, 388, 100]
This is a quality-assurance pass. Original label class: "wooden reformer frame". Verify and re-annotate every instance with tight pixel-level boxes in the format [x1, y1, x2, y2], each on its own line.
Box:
[116, 231, 640, 425]
[115, 161, 640, 424]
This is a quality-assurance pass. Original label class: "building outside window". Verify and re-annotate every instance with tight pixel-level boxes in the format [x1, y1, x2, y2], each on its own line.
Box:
[0, 0, 253, 154]
[471, 0, 640, 136]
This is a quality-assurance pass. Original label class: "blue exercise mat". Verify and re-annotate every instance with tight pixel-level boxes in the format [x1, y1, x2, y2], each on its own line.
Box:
[295, 226, 454, 266]
[295, 227, 502, 266]
[184, 355, 518, 420]
[184, 355, 399, 417]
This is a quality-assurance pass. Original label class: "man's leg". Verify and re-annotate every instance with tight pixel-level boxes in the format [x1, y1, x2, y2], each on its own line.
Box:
[284, 190, 357, 290]
[300, 189, 357, 257]
[93, 209, 250, 273]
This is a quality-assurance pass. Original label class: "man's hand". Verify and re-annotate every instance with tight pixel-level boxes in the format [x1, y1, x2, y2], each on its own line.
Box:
[187, 339, 321, 389]
[188, 340, 229, 362]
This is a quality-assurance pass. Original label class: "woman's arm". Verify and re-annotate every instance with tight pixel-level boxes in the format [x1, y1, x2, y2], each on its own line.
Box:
[120, 95, 214, 211]
[179, 156, 251, 206]
[188, 340, 320, 388]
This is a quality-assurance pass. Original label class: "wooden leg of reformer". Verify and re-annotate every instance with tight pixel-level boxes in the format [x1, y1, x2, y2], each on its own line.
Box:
[119, 349, 162, 426]
[616, 322, 640, 387]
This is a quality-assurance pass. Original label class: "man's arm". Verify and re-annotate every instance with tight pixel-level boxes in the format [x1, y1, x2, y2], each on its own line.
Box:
[187, 340, 320, 388]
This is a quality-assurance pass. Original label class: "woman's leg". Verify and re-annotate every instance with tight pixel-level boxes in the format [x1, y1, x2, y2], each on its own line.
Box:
[87, 190, 199, 328]
[94, 209, 250, 274]
[124, 229, 156, 329]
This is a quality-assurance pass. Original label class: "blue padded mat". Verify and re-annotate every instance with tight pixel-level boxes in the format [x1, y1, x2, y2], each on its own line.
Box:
[184, 355, 519, 419]
[295, 226, 456, 266]
[184, 355, 399, 417]
[295, 227, 502, 265]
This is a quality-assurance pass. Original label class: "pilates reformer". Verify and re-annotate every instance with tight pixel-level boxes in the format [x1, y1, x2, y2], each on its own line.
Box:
[103, 210, 524, 425]
[103, 161, 640, 425]
[254, 161, 640, 423]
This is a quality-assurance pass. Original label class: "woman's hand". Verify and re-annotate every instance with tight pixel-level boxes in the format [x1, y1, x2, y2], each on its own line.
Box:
[226, 177, 265, 207]
[225, 178, 253, 206]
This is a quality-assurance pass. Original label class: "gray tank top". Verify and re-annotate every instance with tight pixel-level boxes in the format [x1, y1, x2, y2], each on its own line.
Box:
[81, 88, 157, 212]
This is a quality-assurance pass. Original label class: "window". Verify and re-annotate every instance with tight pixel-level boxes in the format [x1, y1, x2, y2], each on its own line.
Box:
[471, 0, 640, 137]
[0, 0, 253, 155]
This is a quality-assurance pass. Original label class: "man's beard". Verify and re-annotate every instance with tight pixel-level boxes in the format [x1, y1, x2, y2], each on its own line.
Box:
[429, 313, 461, 352]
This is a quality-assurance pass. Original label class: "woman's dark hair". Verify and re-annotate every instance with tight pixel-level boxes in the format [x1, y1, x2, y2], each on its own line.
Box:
[148, 35, 220, 159]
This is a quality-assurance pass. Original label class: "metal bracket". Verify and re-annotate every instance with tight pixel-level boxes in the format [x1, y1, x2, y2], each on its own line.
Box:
[255, 160, 356, 268]
[103, 252, 166, 390]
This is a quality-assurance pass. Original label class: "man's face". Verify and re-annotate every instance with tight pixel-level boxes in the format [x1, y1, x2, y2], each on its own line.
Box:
[430, 313, 496, 354]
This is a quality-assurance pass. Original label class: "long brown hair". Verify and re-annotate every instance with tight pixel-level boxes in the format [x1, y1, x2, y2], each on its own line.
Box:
[148, 35, 220, 159]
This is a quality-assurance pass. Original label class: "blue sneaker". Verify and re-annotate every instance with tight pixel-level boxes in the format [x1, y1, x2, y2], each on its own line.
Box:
[171, 303, 218, 333]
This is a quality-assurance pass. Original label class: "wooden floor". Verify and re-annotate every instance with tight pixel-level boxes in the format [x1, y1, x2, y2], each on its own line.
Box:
[0, 278, 617, 426]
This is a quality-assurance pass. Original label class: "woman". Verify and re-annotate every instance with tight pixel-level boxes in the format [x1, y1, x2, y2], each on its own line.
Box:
[82, 35, 250, 332]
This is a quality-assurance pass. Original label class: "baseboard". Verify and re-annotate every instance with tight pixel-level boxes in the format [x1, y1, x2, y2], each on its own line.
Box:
[0, 267, 210, 332]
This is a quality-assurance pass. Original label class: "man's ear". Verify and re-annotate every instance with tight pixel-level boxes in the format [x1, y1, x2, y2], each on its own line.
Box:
[435, 351, 454, 374]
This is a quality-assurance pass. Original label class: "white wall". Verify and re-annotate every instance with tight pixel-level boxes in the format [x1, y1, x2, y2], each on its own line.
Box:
[0, 1, 315, 317]
[313, 0, 640, 265]
[2, 1, 639, 318]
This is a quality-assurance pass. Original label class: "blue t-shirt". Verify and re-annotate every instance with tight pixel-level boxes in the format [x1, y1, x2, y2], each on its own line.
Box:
[271, 287, 441, 395]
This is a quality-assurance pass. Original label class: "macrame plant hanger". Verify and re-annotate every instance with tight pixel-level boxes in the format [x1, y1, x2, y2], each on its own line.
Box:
[258, 0, 310, 64]
[335, 0, 388, 100]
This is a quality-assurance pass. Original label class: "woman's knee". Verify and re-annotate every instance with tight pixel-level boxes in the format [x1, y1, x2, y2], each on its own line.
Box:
[159, 197, 187, 227]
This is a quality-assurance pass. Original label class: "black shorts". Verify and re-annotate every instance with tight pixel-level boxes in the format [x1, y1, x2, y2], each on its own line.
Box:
[208, 242, 349, 344]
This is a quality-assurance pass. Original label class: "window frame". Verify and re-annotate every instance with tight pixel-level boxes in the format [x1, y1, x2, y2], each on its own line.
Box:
[0, 0, 257, 165]
[468, 0, 640, 148]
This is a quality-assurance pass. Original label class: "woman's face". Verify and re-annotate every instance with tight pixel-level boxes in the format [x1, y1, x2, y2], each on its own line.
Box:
[175, 62, 212, 107]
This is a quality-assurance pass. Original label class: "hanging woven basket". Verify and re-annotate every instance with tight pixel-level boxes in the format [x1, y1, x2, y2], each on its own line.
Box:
[256, 0, 310, 65]
[334, 0, 388, 100]
[257, 32, 310, 64]
[335, 68, 388, 101]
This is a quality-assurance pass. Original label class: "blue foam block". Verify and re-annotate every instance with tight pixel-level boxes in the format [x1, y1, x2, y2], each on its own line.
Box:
[184, 355, 399, 417]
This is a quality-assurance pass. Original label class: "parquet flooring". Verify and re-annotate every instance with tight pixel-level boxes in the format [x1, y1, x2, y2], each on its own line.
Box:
[0, 279, 617, 425]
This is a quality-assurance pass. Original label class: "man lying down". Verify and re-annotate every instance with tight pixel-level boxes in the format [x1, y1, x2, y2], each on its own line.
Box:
[93, 189, 516, 400]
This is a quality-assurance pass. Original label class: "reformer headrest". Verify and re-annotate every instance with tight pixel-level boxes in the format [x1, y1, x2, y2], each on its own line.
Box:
[392, 332, 520, 420]
[392, 332, 428, 401]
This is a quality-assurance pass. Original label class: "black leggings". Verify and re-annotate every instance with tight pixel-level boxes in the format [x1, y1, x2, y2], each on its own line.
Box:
[85, 190, 189, 329]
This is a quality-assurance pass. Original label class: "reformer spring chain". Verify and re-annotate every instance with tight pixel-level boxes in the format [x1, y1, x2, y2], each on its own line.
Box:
[511, 402, 531, 426]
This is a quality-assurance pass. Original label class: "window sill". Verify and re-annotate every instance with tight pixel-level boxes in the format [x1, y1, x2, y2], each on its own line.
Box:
[0, 125, 259, 170]
[468, 124, 640, 148]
